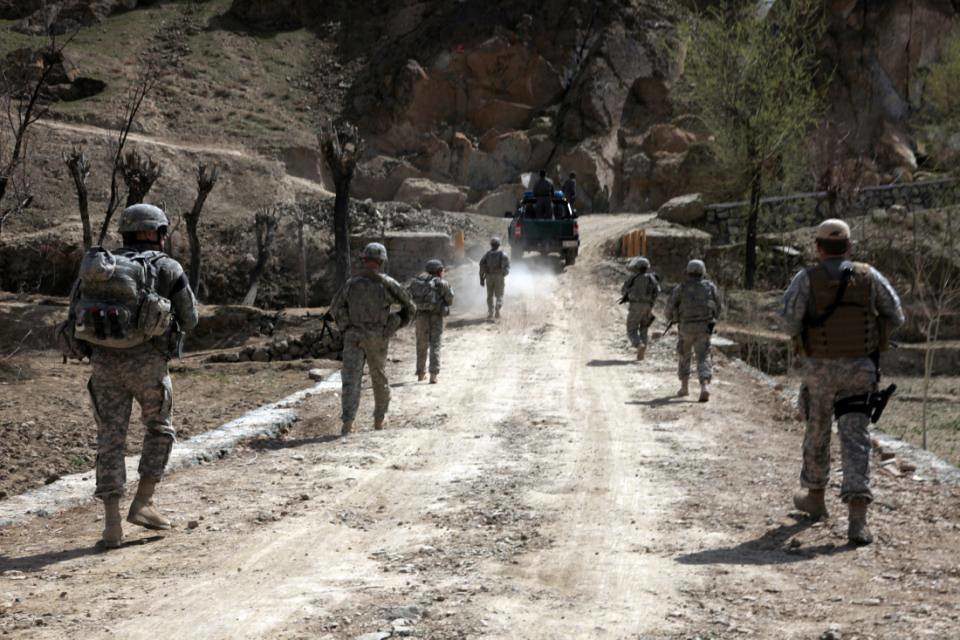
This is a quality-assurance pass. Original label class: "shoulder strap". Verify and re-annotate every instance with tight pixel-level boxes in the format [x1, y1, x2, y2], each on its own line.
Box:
[806, 265, 853, 328]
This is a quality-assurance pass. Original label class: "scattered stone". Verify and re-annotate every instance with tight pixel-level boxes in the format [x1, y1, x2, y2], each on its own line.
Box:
[898, 460, 918, 473]
[880, 450, 897, 461]
[353, 633, 390, 640]
[309, 369, 327, 381]
[187, 520, 200, 530]
[819, 625, 842, 640]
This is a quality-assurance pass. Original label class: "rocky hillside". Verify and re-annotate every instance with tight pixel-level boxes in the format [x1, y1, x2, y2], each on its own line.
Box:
[1, 0, 958, 303]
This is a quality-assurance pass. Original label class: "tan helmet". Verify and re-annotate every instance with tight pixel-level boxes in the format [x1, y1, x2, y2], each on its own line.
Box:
[628, 257, 650, 272]
[425, 259, 444, 275]
[686, 259, 706, 276]
[815, 218, 851, 242]
[362, 242, 388, 263]
[118, 204, 169, 233]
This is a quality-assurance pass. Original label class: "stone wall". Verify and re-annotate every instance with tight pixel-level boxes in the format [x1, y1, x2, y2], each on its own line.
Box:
[350, 232, 453, 283]
[698, 179, 960, 245]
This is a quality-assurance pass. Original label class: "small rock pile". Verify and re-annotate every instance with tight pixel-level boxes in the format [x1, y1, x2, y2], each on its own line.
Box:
[309, 197, 480, 238]
[206, 327, 342, 364]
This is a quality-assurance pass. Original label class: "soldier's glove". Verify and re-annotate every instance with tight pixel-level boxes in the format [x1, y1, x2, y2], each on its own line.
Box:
[479, 274, 486, 286]
[384, 313, 403, 338]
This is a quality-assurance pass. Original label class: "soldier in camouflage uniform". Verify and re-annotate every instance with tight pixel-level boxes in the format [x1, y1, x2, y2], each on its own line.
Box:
[781, 219, 904, 545]
[620, 256, 660, 360]
[330, 243, 416, 436]
[68, 204, 199, 549]
[479, 237, 510, 321]
[666, 259, 723, 402]
[410, 259, 455, 384]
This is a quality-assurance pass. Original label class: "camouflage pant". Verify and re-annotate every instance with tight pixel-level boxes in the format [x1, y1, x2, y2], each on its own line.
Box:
[415, 313, 444, 375]
[626, 302, 654, 348]
[799, 357, 876, 503]
[485, 274, 505, 314]
[341, 330, 390, 423]
[677, 323, 712, 382]
[88, 345, 175, 499]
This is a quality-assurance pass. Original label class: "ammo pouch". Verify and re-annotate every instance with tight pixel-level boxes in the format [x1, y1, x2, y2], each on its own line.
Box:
[55, 319, 91, 360]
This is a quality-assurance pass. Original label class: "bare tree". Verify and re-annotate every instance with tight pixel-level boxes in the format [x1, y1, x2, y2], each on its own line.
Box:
[0, 38, 66, 240]
[62, 145, 92, 248]
[243, 206, 280, 307]
[96, 73, 155, 245]
[183, 162, 219, 295]
[284, 201, 321, 307]
[120, 148, 162, 206]
[319, 122, 365, 287]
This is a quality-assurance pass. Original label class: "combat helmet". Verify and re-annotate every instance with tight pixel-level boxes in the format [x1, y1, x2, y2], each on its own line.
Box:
[686, 259, 706, 276]
[490, 236, 501, 248]
[628, 257, 650, 272]
[362, 242, 388, 263]
[118, 204, 169, 233]
[425, 259, 444, 275]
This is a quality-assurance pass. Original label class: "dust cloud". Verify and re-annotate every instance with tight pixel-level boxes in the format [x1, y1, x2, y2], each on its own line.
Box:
[447, 257, 562, 318]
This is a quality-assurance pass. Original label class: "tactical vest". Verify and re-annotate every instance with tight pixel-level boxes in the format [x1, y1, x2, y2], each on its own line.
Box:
[804, 262, 879, 358]
[628, 273, 658, 304]
[408, 275, 440, 313]
[345, 274, 389, 328]
[484, 250, 507, 275]
[677, 279, 716, 323]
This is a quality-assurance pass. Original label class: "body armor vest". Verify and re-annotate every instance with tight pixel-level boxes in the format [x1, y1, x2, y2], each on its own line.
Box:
[804, 262, 879, 358]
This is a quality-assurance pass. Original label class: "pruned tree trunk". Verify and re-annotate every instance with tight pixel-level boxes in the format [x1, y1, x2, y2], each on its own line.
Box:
[297, 216, 307, 307]
[63, 147, 93, 248]
[320, 122, 365, 288]
[184, 162, 219, 295]
[120, 148, 162, 206]
[744, 165, 762, 290]
[243, 208, 279, 307]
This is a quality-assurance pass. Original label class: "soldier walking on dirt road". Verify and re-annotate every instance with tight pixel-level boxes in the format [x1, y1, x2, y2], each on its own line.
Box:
[666, 259, 722, 402]
[330, 243, 416, 436]
[408, 259, 455, 384]
[620, 256, 660, 360]
[781, 219, 904, 546]
[61, 204, 198, 549]
[479, 237, 510, 321]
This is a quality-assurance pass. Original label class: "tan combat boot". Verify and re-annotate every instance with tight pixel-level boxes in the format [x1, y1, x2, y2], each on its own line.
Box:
[341, 420, 353, 436]
[373, 417, 385, 431]
[417, 373, 426, 382]
[793, 488, 828, 520]
[847, 497, 873, 546]
[495, 308, 501, 319]
[429, 373, 438, 384]
[636, 345, 646, 361]
[127, 478, 172, 530]
[698, 381, 711, 403]
[677, 378, 689, 397]
[101, 496, 123, 549]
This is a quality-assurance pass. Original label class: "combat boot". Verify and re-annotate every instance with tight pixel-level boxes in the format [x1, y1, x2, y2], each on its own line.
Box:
[677, 378, 689, 397]
[847, 497, 873, 546]
[698, 381, 711, 403]
[793, 488, 828, 520]
[417, 373, 426, 382]
[486, 311, 494, 323]
[429, 373, 438, 384]
[101, 496, 123, 549]
[374, 417, 385, 431]
[636, 345, 646, 361]
[127, 478, 172, 530]
[495, 308, 501, 319]
[341, 420, 353, 436]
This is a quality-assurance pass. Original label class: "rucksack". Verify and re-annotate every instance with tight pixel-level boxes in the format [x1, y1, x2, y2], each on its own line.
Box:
[407, 275, 440, 313]
[73, 247, 173, 349]
[345, 274, 389, 327]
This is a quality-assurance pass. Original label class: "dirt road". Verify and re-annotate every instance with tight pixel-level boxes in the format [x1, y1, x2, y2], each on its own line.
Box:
[2, 215, 959, 639]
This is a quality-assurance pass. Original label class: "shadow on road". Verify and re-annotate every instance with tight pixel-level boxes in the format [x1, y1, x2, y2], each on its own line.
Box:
[675, 520, 854, 566]
[250, 435, 341, 451]
[447, 318, 491, 330]
[0, 535, 164, 573]
[587, 359, 635, 367]
[627, 395, 684, 407]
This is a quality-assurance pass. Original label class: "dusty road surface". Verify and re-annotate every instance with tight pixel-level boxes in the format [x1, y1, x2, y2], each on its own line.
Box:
[2, 215, 959, 640]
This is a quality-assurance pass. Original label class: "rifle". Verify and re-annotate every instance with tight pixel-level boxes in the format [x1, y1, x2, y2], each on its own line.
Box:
[869, 384, 897, 424]
[655, 320, 676, 342]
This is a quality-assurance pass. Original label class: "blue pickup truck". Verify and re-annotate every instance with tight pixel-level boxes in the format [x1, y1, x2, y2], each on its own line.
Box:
[504, 191, 580, 265]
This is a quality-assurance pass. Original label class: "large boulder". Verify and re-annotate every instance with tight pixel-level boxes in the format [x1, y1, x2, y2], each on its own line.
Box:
[642, 123, 698, 157]
[657, 193, 706, 225]
[468, 183, 523, 217]
[394, 178, 468, 211]
[353, 155, 423, 202]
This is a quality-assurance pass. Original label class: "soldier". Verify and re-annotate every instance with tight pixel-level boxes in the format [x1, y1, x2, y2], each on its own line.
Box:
[562, 171, 577, 208]
[781, 219, 904, 546]
[533, 169, 554, 219]
[665, 259, 722, 402]
[329, 243, 416, 436]
[479, 236, 510, 321]
[620, 256, 660, 360]
[65, 204, 198, 549]
[409, 259, 455, 383]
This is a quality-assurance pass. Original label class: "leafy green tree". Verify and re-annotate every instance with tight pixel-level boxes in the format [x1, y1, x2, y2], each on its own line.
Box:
[678, 0, 825, 289]
[924, 33, 960, 170]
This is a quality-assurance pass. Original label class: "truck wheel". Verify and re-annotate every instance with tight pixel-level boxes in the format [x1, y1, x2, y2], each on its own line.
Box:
[511, 246, 523, 261]
[563, 249, 577, 266]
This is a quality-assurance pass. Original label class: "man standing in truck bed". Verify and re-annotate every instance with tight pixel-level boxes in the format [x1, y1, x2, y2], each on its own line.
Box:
[479, 236, 510, 321]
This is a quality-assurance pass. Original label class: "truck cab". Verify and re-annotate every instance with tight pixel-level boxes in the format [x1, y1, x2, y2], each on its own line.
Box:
[504, 191, 580, 265]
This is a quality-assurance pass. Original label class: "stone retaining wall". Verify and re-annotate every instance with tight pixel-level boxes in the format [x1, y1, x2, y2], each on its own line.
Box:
[698, 179, 960, 245]
[350, 232, 453, 283]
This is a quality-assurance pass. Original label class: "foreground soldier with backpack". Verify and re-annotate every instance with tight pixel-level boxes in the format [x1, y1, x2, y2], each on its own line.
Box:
[329, 243, 416, 436]
[619, 256, 660, 360]
[408, 259, 455, 384]
[781, 219, 904, 546]
[60, 204, 198, 549]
